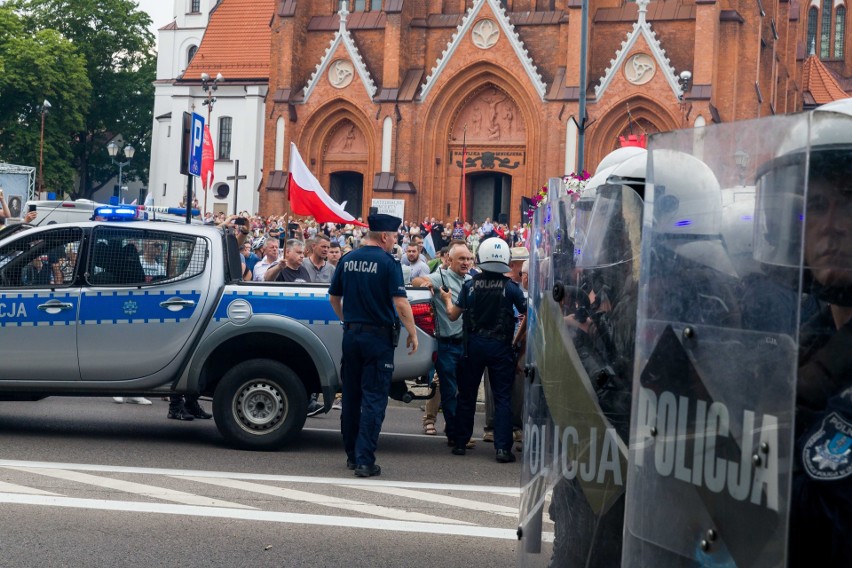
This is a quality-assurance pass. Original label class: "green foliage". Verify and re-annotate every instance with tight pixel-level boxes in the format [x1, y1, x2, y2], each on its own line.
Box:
[0, 0, 156, 199]
[0, 5, 90, 193]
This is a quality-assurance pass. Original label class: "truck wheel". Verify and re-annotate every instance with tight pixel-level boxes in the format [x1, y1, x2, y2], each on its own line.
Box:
[213, 359, 308, 451]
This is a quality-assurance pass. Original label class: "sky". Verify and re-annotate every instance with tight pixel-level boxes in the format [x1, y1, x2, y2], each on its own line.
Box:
[137, 0, 175, 43]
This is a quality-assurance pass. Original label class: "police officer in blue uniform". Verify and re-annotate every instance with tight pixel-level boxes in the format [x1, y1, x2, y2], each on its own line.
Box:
[441, 237, 527, 463]
[787, 140, 852, 567]
[740, 101, 852, 566]
[328, 211, 418, 477]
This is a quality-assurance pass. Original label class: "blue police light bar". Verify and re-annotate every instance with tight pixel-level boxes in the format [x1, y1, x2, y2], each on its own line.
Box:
[94, 205, 144, 222]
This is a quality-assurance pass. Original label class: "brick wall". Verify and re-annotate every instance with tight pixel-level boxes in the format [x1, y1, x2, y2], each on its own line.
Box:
[259, 0, 822, 222]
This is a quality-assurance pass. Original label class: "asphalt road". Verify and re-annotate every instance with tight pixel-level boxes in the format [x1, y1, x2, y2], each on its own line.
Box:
[0, 396, 528, 568]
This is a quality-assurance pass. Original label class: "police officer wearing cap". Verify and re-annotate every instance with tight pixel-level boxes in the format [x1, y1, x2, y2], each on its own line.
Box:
[329, 211, 418, 478]
[441, 237, 527, 463]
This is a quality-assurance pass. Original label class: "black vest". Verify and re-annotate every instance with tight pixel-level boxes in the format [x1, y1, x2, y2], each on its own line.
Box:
[465, 272, 516, 343]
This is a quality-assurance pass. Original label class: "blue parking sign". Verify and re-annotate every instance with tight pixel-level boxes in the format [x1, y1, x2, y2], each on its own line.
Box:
[189, 112, 205, 177]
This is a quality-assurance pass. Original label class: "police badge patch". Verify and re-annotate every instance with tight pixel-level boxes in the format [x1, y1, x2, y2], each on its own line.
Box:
[803, 412, 852, 480]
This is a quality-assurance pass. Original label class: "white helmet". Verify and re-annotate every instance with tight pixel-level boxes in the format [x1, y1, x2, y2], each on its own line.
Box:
[581, 148, 647, 200]
[649, 149, 723, 237]
[252, 236, 266, 250]
[595, 146, 646, 173]
[477, 237, 511, 273]
[648, 149, 737, 277]
[607, 152, 648, 190]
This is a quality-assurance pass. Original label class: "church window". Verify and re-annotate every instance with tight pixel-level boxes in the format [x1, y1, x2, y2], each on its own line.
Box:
[345, 0, 381, 12]
[190, 0, 200, 13]
[821, 0, 832, 58]
[808, 7, 818, 54]
[187, 45, 198, 66]
[218, 117, 232, 160]
[836, 6, 847, 58]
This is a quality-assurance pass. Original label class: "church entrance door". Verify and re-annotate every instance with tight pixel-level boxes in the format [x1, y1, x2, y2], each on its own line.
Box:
[469, 172, 511, 225]
[329, 171, 363, 220]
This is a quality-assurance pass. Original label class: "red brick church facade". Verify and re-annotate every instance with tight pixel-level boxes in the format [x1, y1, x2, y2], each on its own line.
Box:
[258, 0, 850, 225]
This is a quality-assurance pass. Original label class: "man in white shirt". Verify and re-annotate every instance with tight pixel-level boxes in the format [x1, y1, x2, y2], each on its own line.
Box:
[252, 239, 280, 281]
[405, 243, 431, 282]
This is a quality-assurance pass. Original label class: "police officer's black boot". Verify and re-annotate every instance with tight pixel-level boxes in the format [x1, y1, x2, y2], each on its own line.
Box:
[184, 397, 212, 419]
[496, 449, 516, 463]
[167, 395, 195, 421]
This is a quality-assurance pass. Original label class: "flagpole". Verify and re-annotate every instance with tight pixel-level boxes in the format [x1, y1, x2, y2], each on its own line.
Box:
[458, 125, 467, 223]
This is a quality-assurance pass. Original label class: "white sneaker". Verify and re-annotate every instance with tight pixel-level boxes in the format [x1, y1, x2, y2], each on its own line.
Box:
[332, 398, 342, 411]
[126, 397, 152, 405]
[112, 397, 125, 404]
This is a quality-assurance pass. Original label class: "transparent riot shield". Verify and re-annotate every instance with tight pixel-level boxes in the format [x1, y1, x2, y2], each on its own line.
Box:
[519, 182, 644, 567]
[622, 112, 817, 567]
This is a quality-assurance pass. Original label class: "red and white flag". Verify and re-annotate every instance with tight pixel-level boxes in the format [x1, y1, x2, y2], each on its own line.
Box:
[287, 142, 367, 226]
[201, 125, 215, 191]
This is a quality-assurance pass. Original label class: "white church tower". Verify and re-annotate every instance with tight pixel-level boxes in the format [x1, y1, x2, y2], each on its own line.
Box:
[149, 0, 269, 216]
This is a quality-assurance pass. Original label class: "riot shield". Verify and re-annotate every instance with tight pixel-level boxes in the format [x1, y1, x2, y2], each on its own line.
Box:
[518, 182, 644, 567]
[622, 112, 818, 567]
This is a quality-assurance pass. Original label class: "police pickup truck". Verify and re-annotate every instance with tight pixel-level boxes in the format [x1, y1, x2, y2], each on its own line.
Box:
[0, 220, 436, 450]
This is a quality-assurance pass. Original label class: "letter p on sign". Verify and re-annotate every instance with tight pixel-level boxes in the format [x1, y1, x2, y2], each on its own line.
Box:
[188, 112, 205, 177]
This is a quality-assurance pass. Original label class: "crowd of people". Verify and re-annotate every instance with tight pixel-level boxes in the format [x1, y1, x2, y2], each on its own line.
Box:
[196, 209, 530, 262]
[144, 208, 533, 462]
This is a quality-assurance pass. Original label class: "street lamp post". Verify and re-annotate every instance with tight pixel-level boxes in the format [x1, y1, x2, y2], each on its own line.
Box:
[200, 72, 224, 216]
[38, 99, 51, 195]
[677, 70, 693, 127]
[107, 141, 135, 203]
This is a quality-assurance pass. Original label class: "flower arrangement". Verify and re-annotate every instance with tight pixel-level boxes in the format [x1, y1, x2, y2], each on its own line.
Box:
[525, 170, 590, 221]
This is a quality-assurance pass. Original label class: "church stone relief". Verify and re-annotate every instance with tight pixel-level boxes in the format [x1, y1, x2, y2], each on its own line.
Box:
[452, 88, 525, 144]
[327, 121, 367, 156]
[472, 19, 500, 49]
[623, 53, 656, 86]
[328, 59, 355, 89]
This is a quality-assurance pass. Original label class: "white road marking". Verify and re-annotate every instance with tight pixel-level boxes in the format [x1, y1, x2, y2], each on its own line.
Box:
[179, 476, 471, 525]
[0, 493, 520, 540]
[0, 460, 519, 495]
[7, 467, 255, 510]
[0, 479, 60, 496]
[345, 485, 518, 518]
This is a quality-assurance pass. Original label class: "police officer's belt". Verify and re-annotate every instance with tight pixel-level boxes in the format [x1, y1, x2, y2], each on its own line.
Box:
[437, 336, 464, 345]
[344, 322, 394, 337]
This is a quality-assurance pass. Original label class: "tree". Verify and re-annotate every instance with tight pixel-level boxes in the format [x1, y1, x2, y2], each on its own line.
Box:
[9, 0, 156, 199]
[0, 6, 91, 194]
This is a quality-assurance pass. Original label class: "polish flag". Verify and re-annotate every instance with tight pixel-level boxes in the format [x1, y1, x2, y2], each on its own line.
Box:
[287, 142, 367, 226]
[201, 125, 215, 191]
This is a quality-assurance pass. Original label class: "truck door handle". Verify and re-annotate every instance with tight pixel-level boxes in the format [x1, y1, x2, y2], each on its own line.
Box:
[37, 300, 74, 313]
[159, 298, 196, 311]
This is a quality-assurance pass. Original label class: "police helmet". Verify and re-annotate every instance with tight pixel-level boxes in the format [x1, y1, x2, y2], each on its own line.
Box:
[582, 147, 647, 200]
[754, 98, 852, 304]
[606, 152, 648, 196]
[477, 237, 511, 273]
[574, 149, 647, 267]
[648, 149, 737, 276]
[595, 145, 646, 173]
